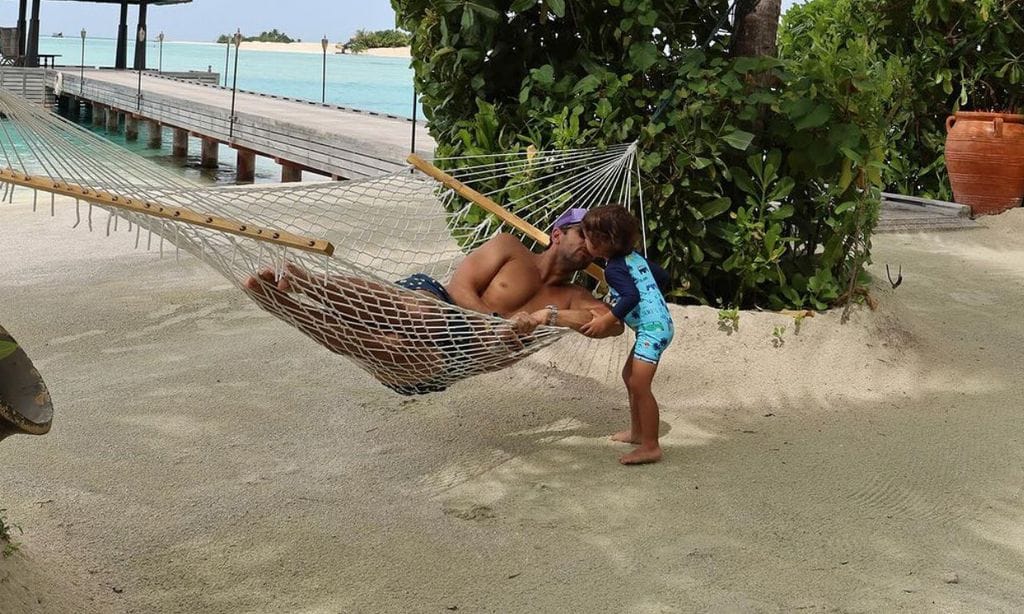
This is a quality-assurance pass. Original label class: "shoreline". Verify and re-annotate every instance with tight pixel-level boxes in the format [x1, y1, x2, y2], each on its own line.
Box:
[175, 40, 411, 58]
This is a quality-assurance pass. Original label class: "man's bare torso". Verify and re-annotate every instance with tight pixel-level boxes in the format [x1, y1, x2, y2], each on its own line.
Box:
[476, 237, 586, 315]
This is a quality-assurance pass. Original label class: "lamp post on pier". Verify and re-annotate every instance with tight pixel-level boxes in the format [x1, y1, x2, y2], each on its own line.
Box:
[229, 29, 242, 138]
[79, 28, 86, 95]
[136, 25, 146, 109]
[321, 35, 328, 104]
[158, 31, 164, 73]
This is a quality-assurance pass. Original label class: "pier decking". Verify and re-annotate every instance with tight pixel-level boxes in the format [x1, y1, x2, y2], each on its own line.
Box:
[55, 70, 434, 180]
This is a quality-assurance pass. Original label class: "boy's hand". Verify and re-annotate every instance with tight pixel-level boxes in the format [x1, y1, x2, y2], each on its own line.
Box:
[580, 310, 619, 337]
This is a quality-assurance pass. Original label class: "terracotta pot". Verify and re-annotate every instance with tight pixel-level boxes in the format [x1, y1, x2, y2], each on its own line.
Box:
[944, 111, 1024, 216]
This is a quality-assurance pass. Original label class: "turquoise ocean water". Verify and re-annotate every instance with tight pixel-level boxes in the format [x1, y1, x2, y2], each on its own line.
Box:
[34, 37, 418, 184]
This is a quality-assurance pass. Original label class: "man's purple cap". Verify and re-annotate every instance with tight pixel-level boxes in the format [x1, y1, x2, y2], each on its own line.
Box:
[552, 207, 587, 232]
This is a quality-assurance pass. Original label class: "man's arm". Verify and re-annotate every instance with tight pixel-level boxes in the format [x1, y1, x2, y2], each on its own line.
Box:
[560, 286, 624, 338]
[446, 233, 520, 314]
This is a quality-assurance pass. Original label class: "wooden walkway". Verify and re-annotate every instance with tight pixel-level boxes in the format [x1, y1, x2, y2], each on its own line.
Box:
[55, 70, 435, 179]
[878, 193, 979, 233]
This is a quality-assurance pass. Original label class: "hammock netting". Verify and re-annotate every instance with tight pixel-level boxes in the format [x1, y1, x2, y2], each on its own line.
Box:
[0, 90, 641, 394]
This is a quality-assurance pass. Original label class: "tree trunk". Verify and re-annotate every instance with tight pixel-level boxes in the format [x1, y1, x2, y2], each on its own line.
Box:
[732, 0, 782, 58]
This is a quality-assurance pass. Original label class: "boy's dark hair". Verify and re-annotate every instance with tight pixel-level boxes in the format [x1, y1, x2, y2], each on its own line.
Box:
[582, 205, 640, 258]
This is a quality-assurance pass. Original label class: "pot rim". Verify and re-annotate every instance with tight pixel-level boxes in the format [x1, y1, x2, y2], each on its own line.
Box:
[952, 111, 1024, 123]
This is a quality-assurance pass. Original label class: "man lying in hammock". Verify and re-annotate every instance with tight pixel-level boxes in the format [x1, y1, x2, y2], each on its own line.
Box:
[242, 208, 623, 394]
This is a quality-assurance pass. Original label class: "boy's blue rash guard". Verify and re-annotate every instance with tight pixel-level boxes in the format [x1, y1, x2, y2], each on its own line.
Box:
[604, 252, 674, 364]
[604, 253, 670, 322]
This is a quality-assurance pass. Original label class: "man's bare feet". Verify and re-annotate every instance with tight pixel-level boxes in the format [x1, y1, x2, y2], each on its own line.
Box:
[243, 268, 274, 292]
[619, 445, 662, 465]
[610, 430, 639, 444]
[243, 267, 296, 294]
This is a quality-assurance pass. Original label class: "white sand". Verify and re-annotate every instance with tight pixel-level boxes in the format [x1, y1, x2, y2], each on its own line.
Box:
[2, 194, 1024, 612]
[187, 40, 411, 58]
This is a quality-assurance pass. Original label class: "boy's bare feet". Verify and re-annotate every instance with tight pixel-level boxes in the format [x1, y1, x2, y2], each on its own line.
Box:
[619, 445, 662, 465]
[610, 430, 638, 444]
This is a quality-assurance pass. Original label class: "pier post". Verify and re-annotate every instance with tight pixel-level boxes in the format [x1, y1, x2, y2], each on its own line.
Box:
[125, 114, 138, 141]
[280, 161, 302, 183]
[106, 109, 120, 133]
[235, 148, 255, 183]
[172, 128, 188, 157]
[91, 102, 103, 127]
[200, 137, 219, 169]
[147, 120, 162, 148]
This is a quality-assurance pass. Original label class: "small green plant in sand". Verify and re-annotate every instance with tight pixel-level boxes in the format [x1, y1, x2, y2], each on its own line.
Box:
[772, 325, 786, 348]
[0, 509, 22, 558]
[0, 339, 18, 360]
[718, 308, 740, 333]
[792, 311, 807, 335]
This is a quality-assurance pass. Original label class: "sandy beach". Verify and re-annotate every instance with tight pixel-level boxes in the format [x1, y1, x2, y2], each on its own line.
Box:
[194, 40, 411, 58]
[2, 192, 1023, 612]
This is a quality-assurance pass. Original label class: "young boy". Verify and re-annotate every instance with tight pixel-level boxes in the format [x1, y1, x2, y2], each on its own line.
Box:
[579, 205, 673, 465]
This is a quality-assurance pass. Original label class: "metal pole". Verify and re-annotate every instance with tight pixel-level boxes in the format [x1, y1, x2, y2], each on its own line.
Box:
[321, 35, 328, 104]
[136, 25, 146, 109]
[79, 29, 86, 95]
[158, 32, 164, 73]
[410, 85, 417, 154]
[229, 29, 241, 138]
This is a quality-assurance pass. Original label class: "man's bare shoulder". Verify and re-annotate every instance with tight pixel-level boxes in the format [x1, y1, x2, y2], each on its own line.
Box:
[476, 232, 533, 256]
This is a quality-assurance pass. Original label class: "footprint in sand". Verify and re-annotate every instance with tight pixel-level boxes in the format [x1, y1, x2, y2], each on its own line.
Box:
[442, 503, 496, 521]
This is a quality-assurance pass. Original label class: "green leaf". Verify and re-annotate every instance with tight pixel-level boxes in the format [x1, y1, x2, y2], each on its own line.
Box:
[834, 201, 857, 215]
[721, 129, 754, 151]
[699, 197, 732, 219]
[572, 74, 601, 96]
[731, 168, 757, 196]
[689, 241, 704, 264]
[637, 10, 658, 27]
[460, 7, 475, 29]
[546, 0, 566, 18]
[769, 204, 794, 220]
[531, 64, 555, 86]
[0, 340, 17, 361]
[794, 103, 831, 130]
[510, 0, 535, 11]
[627, 43, 660, 72]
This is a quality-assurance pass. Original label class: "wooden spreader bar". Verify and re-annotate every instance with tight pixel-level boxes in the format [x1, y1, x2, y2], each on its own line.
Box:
[407, 154, 605, 284]
[0, 168, 335, 256]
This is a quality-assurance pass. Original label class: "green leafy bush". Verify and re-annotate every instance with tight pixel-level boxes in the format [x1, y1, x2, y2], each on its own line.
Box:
[344, 29, 412, 53]
[781, 0, 1024, 199]
[394, 0, 902, 309]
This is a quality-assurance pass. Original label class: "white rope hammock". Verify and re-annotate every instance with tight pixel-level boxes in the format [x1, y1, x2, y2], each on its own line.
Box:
[0, 90, 642, 394]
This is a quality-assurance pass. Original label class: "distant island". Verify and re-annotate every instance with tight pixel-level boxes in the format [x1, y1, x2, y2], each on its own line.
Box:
[341, 29, 411, 54]
[216, 29, 297, 44]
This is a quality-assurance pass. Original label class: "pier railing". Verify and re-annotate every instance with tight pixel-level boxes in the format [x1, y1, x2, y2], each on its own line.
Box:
[0, 67, 52, 106]
[55, 70, 433, 180]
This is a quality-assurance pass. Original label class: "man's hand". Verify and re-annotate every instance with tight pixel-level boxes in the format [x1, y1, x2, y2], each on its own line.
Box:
[508, 311, 538, 335]
[580, 310, 621, 338]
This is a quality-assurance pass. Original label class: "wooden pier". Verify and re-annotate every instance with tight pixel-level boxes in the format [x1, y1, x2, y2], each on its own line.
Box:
[52, 69, 434, 182]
